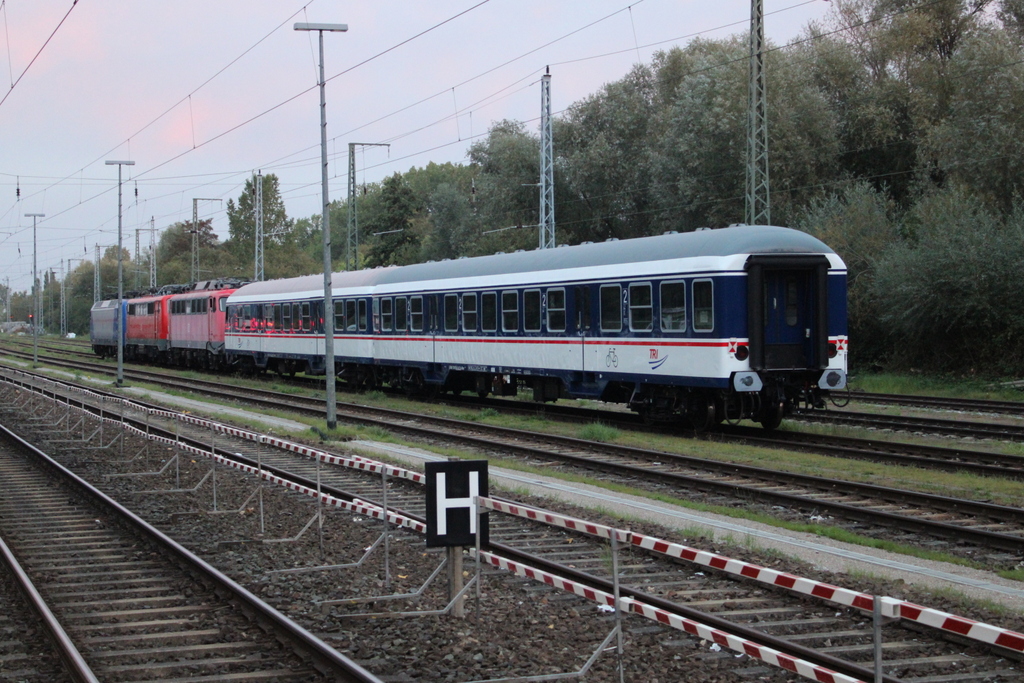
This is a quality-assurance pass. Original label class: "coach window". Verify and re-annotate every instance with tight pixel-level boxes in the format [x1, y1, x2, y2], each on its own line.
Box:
[345, 300, 357, 332]
[357, 299, 367, 332]
[282, 303, 292, 332]
[546, 288, 566, 332]
[462, 293, 478, 333]
[443, 294, 459, 332]
[693, 280, 714, 331]
[502, 291, 519, 332]
[482, 292, 497, 332]
[300, 302, 311, 333]
[410, 297, 423, 332]
[381, 298, 393, 332]
[523, 290, 541, 332]
[395, 296, 407, 332]
[660, 281, 687, 332]
[264, 304, 274, 332]
[243, 304, 253, 331]
[275, 304, 283, 332]
[600, 285, 621, 332]
[629, 283, 653, 332]
[334, 300, 344, 333]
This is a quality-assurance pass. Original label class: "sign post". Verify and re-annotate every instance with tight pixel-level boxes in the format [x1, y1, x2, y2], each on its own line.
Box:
[425, 460, 488, 619]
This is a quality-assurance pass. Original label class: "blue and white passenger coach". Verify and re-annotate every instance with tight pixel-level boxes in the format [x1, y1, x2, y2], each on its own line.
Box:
[225, 225, 847, 429]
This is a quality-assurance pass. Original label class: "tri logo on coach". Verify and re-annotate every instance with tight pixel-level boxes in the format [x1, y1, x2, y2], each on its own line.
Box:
[425, 460, 489, 547]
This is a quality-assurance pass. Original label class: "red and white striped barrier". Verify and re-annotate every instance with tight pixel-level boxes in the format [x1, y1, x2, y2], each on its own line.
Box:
[476, 549, 864, 683]
[895, 602, 1024, 653]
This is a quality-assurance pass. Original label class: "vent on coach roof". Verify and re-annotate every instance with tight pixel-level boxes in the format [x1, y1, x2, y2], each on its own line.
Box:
[697, 227, 713, 231]
[605, 238, 619, 242]
[663, 230, 678, 235]
[581, 241, 593, 245]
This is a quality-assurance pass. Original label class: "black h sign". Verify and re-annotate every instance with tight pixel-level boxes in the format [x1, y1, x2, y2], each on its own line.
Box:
[425, 460, 488, 548]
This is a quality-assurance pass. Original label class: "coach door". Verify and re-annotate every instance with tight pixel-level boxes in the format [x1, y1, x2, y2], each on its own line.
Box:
[574, 285, 591, 373]
[746, 256, 829, 371]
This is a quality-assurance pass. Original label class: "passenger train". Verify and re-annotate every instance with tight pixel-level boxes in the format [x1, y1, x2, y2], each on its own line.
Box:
[92, 225, 848, 429]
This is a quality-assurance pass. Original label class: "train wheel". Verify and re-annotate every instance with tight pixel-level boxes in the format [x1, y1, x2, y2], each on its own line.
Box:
[687, 396, 717, 432]
[758, 401, 784, 431]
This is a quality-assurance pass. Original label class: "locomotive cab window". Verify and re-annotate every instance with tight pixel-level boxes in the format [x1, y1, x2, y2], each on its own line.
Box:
[462, 293, 477, 333]
[482, 292, 497, 332]
[410, 296, 423, 332]
[600, 285, 621, 332]
[524, 289, 541, 332]
[547, 288, 566, 332]
[502, 291, 519, 332]
[693, 280, 714, 331]
[444, 294, 459, 332]
[629, 283, 653, 332]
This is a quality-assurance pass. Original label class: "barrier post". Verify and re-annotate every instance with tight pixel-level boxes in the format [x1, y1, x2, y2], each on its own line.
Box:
[256, 438, 265, 534]
[611, 533, 625, 683]
[382, 468, 391, 590]
[448, 546, 465, 619]
[874, 595, 883, 683]
[474, 497, 482, 624]
[316, 454, 325, 560]
[210, 422, 218, 512]
[174, 416, 181, 489]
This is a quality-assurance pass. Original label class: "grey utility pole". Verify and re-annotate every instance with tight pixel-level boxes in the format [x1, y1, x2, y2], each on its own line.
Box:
[60, 260, 66, 338]
[539, 67, 555, 249]
[25, 212, 43, 365]
[106, 159, 134, 387]
[149, 216, 157, 288]
[745, 0, 770, 225]
[295, 21, 348, 431]
[191, 198, 221, 283]
[347, 142, 389, 271]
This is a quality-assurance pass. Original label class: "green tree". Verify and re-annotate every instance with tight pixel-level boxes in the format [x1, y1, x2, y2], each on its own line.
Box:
[362, 174, 421, 268]
[225, 174, 292, 272]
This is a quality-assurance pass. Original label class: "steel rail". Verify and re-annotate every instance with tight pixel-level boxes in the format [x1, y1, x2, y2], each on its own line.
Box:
[0, 420, 384, 683]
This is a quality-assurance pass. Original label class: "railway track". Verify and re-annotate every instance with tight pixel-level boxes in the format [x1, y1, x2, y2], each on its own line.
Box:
[7, 370, 1024, 682]
[0, 421, 382, 683]
[849, 391, 1024, 417]
[6, 359, 1024, 565]
[794, 407, 1024, 442]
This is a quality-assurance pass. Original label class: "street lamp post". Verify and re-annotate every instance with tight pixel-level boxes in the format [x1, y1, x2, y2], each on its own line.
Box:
[295, 21, 347, 431]
[25, 212, 44, 365]
[106, 160, 135, 387]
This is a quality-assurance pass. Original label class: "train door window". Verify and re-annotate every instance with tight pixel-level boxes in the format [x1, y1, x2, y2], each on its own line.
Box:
[444, 294, 459, 332]
[301, 302, 312, 332]
[482, 292, 497, 332]
[381, 298, 393, 332]
[358, 299, 368, 331]
[372, 298, 380, 332]
[786, 279, 799, 326]
[660, 281, 687, 332]
[275, 304, 283, 332]
[600, 285, 621, 332]
[334, 300, 345, 332]
[574, 286, 591, 333]
[628, 283, 653, 332]
[693, 280, 714, 331]
[523, 290, 541, 332]
[264, 304, 274, 332]
[462, 293, 478, 333]
[346, 300, 358, 331]
[208, 298, 214, 313]
[408, 297, 422, 332]
[282, 303, 292, 331]
[547, 288, 566, 332]
[502, 291, 519, 332]
[243, 305, 253, 331]
[395, 297, 407, 332]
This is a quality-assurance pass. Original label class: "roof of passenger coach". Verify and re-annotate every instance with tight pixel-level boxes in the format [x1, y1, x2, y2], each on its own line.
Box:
[230, 225, 839, 301]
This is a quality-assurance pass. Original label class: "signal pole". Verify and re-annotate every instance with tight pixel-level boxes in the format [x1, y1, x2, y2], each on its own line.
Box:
[745, 0, 770, 225]
[254, 172, 264, 281]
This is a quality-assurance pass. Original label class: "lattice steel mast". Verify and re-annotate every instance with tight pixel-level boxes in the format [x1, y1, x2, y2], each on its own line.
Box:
[745, 0, 770, 225]
[254, 172, 264, 281]
[539, 67, 555, 249]
[347, 143, 389, 271]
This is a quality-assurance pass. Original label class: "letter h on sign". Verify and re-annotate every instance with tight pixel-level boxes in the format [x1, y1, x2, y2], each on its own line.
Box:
[425, 460, 489, 548]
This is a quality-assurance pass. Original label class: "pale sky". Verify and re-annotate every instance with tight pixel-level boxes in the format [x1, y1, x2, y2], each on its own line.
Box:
[0, 0, 832, 293]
